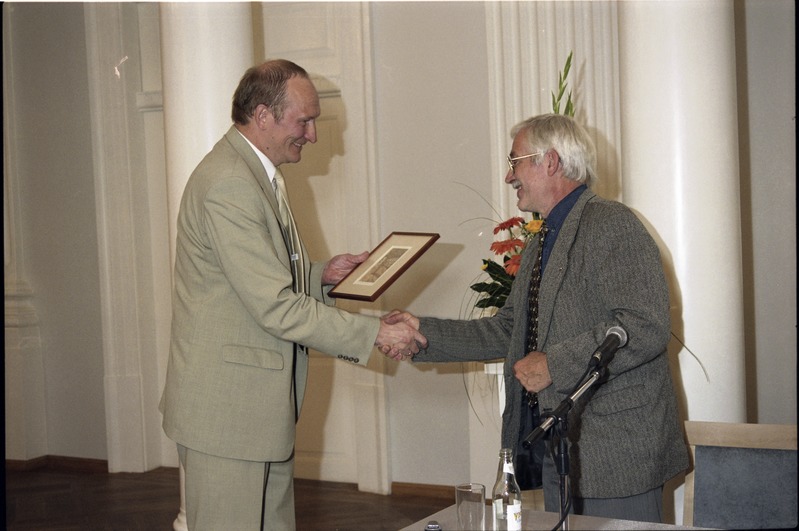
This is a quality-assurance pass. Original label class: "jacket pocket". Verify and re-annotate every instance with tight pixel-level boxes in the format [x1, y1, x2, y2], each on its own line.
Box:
[588, 383, 647, 416]
[222, 345, 284, 370]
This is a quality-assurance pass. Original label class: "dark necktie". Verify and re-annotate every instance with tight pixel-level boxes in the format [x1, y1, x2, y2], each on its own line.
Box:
[525, 221, 547, 408]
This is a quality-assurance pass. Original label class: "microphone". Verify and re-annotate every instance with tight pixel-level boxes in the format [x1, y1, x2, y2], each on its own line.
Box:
[589, 326, 627, 368]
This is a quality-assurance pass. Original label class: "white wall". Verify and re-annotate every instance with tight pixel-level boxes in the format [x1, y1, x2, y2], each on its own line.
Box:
[4, 2, 107, 459]
[738, 0, 797, 424]
[371, 1, 499, 487]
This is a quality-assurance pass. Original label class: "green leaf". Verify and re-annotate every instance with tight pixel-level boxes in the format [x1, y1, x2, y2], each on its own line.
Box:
[470, 281, 500, 294]
[475, 292, 508, 309]
[552, 51, 574, 116]
[565, 93, 574, 117]
[482, 260, 511, 282]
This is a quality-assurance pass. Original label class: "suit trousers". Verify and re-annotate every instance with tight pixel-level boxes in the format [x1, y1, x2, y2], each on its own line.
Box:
[178, 444, 295, 531]
[542, 454, 663, 523]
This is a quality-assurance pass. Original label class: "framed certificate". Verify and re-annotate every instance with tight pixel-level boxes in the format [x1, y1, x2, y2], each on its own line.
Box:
[329, 232, 440, 301]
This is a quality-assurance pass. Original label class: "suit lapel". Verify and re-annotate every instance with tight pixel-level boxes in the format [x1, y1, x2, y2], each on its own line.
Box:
[537, 190, 596, 347]
[224, 126, 292, 253]
[224, 127, 283, 225]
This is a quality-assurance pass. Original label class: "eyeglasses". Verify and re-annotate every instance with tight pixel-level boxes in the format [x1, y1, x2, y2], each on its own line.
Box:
[507, 152, 543, 174]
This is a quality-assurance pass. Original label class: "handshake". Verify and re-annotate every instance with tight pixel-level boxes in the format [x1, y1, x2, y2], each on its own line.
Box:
[375, 310, 425, 361]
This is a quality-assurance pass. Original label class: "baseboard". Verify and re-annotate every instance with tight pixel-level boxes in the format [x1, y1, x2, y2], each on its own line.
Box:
[392, 481, 454, 500]
[6, 455, 109, 474]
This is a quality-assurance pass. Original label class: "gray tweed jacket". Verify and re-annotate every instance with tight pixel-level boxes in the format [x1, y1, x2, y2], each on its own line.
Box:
[415, 190, 688, 498]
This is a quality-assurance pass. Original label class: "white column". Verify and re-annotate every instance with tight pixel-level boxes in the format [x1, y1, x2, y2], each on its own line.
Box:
[618, 1, 746, 423]
[160, 2, 254, 263]
[159, 4, 254, 529]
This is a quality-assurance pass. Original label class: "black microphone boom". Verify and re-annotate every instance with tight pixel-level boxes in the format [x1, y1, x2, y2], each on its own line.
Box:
[589, 326, 628, 368]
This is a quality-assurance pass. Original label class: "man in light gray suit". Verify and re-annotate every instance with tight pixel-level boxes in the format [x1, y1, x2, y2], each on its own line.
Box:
[386, 114, 688, 523]
[160, 60, 425, 530]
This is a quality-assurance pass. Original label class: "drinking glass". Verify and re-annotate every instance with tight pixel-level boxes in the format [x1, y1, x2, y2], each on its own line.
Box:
[455, 482, 485, 531]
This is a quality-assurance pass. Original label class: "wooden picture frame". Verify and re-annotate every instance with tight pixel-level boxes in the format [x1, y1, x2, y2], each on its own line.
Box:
[328, 231, 439, 302]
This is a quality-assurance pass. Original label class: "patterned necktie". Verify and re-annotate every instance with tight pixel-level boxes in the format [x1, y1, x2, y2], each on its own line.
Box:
[525, 220, 547, 408]
[273, 169, 307, 294]
[526, 221, 547, 351]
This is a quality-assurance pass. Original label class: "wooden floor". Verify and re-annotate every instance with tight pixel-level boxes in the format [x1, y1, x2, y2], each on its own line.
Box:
[5, 466, 452, 530]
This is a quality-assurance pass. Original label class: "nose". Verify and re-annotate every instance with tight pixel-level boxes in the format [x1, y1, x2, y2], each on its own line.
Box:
[504, 167, 514, 184]
[305, 121, 317, 144]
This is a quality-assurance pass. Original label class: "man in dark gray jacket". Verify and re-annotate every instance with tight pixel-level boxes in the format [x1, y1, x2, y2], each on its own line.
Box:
[385, 114, 688, 523]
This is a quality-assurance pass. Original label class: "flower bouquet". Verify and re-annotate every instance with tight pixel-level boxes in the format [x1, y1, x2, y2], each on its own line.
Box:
[469, 215, 543, 311]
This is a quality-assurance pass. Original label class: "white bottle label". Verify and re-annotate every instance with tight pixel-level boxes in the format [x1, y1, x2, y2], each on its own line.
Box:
[492, 498, 504, 519]
[507, 500, 522, 531]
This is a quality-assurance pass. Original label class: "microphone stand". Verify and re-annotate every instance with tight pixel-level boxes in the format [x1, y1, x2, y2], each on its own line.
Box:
[522, 358, 612, 531]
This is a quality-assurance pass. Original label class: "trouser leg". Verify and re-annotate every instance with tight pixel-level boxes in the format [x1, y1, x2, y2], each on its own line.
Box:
[542, 453, 664, 523]
[178, 444, 267, 531]
[261, 455, 295, 531]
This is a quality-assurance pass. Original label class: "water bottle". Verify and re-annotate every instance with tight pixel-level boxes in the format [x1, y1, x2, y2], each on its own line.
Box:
[492, 448, 522, 531]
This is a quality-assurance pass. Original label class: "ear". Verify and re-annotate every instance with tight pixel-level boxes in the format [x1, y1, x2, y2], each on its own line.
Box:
[546, 150, 561, 176]
[254, 104, 274, 129]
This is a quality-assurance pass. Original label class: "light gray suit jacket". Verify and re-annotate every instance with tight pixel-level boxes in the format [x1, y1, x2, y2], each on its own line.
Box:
[161, 126, 379, 463]
[416, 190, 688, 498]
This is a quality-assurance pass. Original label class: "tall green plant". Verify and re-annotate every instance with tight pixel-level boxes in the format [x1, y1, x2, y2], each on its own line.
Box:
[551, 51, 574, 117]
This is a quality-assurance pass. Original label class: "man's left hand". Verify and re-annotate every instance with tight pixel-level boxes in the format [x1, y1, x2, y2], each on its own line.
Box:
[322, 251, 369, 285]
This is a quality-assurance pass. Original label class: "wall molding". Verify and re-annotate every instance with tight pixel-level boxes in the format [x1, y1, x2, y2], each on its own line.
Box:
[391, 481, 454, 500]
[4, 5, 47, 462]
[6, 456, 109, 474]
[84, 3, 164, 472]
[5, 282, 38, 328]
[135, 90, 163, 112]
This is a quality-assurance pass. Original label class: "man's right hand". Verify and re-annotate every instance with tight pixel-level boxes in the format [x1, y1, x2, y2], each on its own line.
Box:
[375, 311, 425, 361]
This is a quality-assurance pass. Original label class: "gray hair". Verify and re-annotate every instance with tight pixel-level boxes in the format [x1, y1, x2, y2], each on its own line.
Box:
[511, 114, 597, 187]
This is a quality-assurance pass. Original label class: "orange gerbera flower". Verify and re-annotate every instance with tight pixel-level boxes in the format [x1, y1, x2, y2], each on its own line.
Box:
[493, 216, 525, 235]
[490, 238, 524, 255]
[504, 254, 522, 276]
